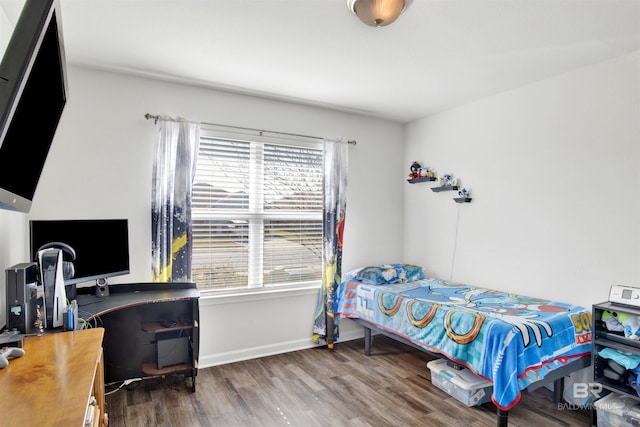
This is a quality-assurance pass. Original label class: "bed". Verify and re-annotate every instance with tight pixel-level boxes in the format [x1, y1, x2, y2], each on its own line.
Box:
[335, 264, 592, 427]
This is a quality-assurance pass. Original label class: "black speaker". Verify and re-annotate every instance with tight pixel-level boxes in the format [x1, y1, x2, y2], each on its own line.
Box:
[6, 263, 39, 334]
[95, 278, 109, 297]
[157, 337, 189, 369]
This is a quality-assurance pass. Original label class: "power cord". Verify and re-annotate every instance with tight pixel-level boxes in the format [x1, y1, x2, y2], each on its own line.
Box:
[449, 203, 461, 281]
[105, 378, 142, 396]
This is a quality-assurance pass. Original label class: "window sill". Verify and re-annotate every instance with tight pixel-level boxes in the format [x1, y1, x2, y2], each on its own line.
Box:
[199, 282, 321, 306]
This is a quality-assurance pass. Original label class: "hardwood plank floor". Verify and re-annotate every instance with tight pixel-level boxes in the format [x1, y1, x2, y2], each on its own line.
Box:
[105, 335, 590, 426]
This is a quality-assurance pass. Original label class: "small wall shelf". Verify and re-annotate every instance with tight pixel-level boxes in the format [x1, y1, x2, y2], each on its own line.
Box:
[407, 176, 437, 184]
[431, 185, 458, 192]
[454, 197, 472, 203]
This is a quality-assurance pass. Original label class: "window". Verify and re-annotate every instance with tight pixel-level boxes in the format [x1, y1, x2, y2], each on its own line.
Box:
[192, 128, 323, 291]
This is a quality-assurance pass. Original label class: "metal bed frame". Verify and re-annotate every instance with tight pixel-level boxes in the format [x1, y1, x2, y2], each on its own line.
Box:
[353, 318, 590, 427]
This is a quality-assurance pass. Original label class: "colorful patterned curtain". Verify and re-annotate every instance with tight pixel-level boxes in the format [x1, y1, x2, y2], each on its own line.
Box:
[312, 138, 349, 348]
[151, 117, 200, 282]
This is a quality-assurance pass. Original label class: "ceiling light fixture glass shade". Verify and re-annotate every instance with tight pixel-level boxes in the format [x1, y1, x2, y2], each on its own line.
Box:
[347, 0, 412, 27]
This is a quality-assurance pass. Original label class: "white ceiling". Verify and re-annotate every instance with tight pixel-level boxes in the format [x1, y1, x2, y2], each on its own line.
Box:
[3, 0, 640, 123]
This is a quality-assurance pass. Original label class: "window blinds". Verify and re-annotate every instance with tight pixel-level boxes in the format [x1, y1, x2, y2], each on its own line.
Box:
[192, 132, 323, 290]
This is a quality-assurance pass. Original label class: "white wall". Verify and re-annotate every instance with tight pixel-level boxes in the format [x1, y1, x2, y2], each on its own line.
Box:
[20, 66, 404, 365]
[404, 51, 640, 310]
[5, 48, 638, 367]
[0, 4, 10, 54]
[0, 0, 26, 330]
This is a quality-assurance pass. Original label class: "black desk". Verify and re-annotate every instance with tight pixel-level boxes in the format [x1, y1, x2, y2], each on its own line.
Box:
[77, 282, 200, 390]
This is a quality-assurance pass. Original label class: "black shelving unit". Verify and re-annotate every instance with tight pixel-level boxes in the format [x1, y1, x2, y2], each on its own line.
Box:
[592, 301, 640, 425]
[142, 321, 198, 392]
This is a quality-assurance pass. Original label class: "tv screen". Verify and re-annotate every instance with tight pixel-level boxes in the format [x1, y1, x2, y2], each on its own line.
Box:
[0, 0, 68, 213]
[30, 219, 130, 286]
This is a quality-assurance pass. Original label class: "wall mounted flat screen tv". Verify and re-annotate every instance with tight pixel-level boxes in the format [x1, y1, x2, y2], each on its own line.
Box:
[0, 0, 68, 213]
[30, 219, 130, 286]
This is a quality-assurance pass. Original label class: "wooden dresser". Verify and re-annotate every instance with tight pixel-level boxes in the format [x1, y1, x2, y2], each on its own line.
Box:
[0, 328, 106, 426]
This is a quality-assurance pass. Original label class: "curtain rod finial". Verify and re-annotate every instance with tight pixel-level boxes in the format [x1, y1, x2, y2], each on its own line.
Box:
[144, 113, 159, 124]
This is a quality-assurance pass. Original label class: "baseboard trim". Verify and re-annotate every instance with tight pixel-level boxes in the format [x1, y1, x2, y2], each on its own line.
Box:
[198, 328, 365, 368]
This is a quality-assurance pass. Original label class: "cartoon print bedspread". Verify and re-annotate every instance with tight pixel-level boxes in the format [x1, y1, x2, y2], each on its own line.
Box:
[335, 277, 592, 410]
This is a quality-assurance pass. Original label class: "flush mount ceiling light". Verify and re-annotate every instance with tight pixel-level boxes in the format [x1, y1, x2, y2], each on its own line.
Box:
[347, 0, 413, 27]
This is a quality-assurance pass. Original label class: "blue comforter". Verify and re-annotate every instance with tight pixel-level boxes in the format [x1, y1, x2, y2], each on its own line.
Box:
[336, 277, 592, 410]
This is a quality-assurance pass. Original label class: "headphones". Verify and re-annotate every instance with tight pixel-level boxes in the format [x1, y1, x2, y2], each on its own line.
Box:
[36, 242, 76, 280]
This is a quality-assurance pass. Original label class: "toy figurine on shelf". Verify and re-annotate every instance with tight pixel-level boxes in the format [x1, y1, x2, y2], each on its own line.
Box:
[454, 187, 472, 203]
[419, 167, 434, 178]
[409, 161, 422, 179]
[431, 173, 459, 192]
[439, 174, 456, 187]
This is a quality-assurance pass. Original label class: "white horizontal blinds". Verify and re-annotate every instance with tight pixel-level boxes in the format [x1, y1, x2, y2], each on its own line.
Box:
[192, 131, 323, 290]
[192, 137, 251, 289]
[262, 143, 323, 286]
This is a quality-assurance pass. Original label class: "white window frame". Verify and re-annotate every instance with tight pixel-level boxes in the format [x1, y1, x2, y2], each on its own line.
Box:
[193, 126, 324, 293]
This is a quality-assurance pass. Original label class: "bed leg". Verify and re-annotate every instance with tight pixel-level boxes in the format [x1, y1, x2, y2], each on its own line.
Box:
[496, 409, 508, 427]
[553, 377, 564, 404]
[364, 327, 372, 356]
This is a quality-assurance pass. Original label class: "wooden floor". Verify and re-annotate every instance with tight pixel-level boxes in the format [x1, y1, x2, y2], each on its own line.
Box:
[105, 335, 590, 426]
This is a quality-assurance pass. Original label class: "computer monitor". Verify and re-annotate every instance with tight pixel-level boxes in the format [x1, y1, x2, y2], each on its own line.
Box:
[29, 219, 130, 287]
[0, 0, 68, 213]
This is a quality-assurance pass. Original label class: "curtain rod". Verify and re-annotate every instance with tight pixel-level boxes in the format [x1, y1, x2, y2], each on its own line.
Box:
[144, 113, 356, 146]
